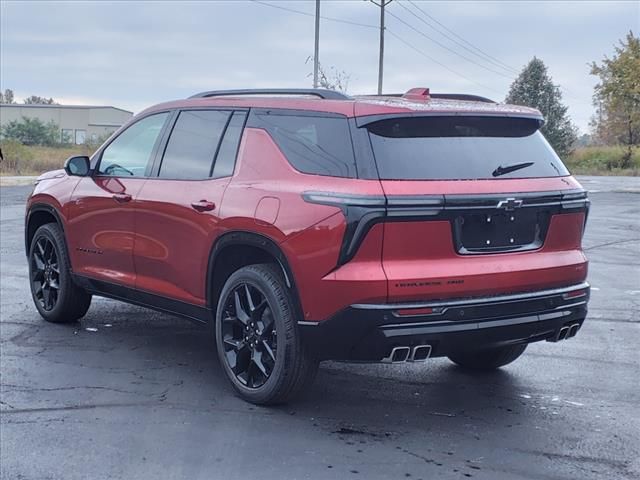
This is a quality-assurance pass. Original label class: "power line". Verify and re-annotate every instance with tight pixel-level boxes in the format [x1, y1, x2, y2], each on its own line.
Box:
[397, 0, 518, 74]
[385, 6, 514, 80]
[249, 0, 505, 97]
[405, 0, 518, 73]
[250, 1, 378, 29]
[386, 29, 505, 96]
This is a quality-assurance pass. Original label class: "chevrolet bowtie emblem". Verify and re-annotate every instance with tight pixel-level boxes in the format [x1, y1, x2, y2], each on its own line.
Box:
[497, 197, 523, 211]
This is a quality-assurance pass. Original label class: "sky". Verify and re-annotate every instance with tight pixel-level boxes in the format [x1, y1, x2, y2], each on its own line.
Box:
[1, 0, 638, 133]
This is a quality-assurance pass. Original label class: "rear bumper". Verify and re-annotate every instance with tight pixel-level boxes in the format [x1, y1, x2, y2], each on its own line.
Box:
[299, 282, 589, 361]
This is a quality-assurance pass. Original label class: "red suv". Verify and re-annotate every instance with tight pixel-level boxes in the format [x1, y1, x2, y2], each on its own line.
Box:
[25, 88, 590, 404]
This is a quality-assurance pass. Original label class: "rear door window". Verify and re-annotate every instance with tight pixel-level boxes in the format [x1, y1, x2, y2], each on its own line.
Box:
[159, 110, 231, 180]
[367, 116, 569, 180]
[255, 112, 357, 178]
[212, 111, 247, 178]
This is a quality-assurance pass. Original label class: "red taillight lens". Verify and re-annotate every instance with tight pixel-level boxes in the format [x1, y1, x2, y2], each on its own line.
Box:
[563, 289, 587, 300]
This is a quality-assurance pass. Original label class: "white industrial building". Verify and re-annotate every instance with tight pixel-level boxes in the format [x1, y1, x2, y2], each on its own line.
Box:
[0, 104, 133, 144]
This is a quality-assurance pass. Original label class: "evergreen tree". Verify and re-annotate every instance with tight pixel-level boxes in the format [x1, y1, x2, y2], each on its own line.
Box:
[506, 57, 577, 157]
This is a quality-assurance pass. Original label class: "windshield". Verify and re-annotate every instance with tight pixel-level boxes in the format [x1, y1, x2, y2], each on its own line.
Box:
[367, 116, 569, 180]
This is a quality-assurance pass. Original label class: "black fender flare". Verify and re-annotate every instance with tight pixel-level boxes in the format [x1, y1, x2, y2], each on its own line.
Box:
[205, 231, 302, 319]
[25, 203, 67, 257]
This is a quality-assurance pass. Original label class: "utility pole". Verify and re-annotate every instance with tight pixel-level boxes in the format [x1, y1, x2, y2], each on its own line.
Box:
[370, 0, 393, 95]
[313, 0, 320, 88]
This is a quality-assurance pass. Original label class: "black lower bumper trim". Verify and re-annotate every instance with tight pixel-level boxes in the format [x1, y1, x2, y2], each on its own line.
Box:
[300, 284, 589, 361]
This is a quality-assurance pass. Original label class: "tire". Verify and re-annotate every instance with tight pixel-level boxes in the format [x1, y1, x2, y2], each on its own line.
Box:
[28, 223, 92, 323]
[448, 344, 527, 370]
[215, 263, 318, 405]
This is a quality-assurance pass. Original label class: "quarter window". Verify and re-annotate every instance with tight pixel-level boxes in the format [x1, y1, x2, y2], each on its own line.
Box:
[99, 113, 169, 177]
[159, 110, 231, 180]
[255, 113, 357, 178]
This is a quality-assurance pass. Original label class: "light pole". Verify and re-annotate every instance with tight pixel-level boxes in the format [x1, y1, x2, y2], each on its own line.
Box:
[370, 0, 393, 95]
[313, 0, 320, 88]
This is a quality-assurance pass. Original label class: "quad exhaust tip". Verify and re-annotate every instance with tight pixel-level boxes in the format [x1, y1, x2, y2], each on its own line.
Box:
[567, 323, 580, 338]
[551, 323, 581, 342]
[384, 345, 432, 363]
[411, 345, 432, 362]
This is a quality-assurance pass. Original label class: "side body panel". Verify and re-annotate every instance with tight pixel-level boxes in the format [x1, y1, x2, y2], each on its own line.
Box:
[220, 127, 388, 321]
[65, 176, 147, 286]
[133, 177, 231, 305]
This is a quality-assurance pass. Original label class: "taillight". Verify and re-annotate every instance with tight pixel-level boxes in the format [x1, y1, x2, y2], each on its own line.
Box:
[562, 289, 588, 300]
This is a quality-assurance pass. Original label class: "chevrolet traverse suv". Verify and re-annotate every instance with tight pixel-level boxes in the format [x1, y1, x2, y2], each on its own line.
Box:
[26, 88, 590, 404]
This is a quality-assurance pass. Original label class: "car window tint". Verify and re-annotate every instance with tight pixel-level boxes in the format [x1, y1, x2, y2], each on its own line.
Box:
[256, 113, 356, 178]
[212, 111, 247, 178]
[99, 113, 168, 177]
[367, 116, 569, 180]
[159, 110, 231, 180]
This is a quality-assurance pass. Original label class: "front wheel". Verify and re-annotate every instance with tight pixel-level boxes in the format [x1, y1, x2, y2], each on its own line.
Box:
[28, 223, 92, 323]
[448, 344, 527, 370]
[215, 264, 318, 405]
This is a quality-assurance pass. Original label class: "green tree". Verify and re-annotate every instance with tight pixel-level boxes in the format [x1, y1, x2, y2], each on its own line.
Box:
[590, 31, 640, 168]
[0, 89, 16, 104]
[23, 95, 58, 105]
[0, 116, 60, 146]
[505, 57, 577, 157]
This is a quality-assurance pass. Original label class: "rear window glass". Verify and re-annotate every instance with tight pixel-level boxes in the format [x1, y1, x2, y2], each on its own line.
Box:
[256, 113, 356, 178]
[367, 116, 569, 180]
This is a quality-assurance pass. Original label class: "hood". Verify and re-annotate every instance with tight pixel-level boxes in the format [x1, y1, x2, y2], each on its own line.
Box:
[35, 169, 66, 183]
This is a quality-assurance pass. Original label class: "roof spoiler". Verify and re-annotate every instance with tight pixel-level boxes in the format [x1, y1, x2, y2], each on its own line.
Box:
[360, 90, 496, 104]
[189, 88, 350, 101]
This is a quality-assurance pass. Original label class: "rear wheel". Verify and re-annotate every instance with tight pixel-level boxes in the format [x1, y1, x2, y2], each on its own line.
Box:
[28, 223, 92, 323]
[215, 264, 318, 405]
[448, 344, 527, 370]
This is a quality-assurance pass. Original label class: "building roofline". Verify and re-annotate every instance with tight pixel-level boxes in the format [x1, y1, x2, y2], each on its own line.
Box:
[0, 104, 133, 115]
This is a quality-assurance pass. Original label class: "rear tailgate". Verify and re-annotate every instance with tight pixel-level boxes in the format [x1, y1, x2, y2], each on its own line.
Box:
[364, 115, 589, 302]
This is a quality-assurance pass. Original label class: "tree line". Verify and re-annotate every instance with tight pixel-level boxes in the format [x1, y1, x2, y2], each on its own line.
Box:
[504, 31, 638, 167]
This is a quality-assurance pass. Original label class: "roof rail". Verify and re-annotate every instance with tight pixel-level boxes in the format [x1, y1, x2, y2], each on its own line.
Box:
[358, 92, 496, 103]
[189, 88, 350, 100]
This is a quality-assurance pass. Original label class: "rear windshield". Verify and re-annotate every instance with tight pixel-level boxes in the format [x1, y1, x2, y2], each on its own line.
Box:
[367, 116, 569, 180]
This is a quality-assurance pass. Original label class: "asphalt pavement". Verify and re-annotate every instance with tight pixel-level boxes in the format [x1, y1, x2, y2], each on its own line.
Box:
[1, 178, 639, 480]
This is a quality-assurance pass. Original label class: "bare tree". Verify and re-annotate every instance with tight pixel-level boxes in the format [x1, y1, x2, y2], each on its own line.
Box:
[306, 57, 350, 93]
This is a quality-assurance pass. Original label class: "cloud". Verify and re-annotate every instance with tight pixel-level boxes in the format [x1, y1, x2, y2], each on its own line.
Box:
[1, 0, 637, 132]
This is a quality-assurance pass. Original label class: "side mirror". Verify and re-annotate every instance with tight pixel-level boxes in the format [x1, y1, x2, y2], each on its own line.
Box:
[64, 156, 91, 177]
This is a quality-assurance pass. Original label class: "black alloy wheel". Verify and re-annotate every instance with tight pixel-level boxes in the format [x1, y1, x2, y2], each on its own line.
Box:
[215, 264, 318, 405]
[31, 236, 60, 311]
[28, 223, 92, 323]
[220, 283, 278, 389]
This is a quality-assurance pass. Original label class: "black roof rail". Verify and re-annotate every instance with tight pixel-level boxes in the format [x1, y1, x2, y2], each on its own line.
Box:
[357, 93, 496, 103]
[189, 88, 350, 100]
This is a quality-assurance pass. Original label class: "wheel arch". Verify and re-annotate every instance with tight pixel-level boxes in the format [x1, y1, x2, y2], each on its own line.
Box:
[206, 231, 302, 320]
[25, 203, 66, 257]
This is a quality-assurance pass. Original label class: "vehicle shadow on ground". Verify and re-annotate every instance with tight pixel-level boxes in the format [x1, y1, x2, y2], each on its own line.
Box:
[15, 303, 533, 434]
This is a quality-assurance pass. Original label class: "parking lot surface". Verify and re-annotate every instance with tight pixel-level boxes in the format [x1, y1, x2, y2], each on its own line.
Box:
[1, 178, 639, 480]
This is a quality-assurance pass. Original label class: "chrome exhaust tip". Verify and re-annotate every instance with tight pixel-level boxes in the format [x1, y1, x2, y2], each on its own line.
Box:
[409, 345, 432, 362]
[557, 326, 570, 341]
[567, 323, 581, 338]
[383, 346, 411, 363]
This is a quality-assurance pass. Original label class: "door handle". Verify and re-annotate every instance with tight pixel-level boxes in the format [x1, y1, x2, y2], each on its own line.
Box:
[191, 200, 216, 212]
[112, 193, 132, 203]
